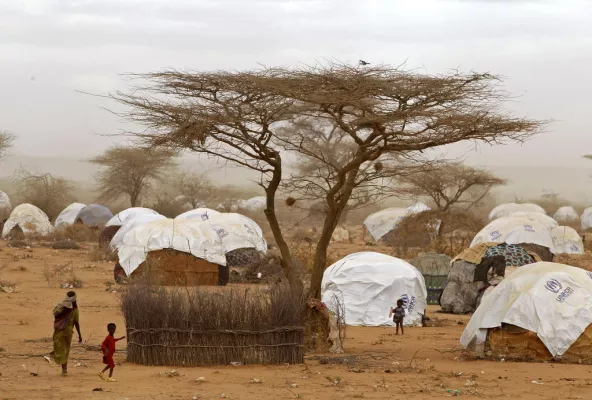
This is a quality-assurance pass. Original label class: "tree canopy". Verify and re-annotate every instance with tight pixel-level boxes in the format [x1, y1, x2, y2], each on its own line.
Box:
[112, 62, 543, 297]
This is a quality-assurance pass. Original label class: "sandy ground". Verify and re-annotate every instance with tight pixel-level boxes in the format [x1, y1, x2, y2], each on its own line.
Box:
[2, 242, 592, 400]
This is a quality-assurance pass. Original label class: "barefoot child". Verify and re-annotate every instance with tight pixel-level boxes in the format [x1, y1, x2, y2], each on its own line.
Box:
[99, 323, 125, 382]
[389, 299, 405, 335]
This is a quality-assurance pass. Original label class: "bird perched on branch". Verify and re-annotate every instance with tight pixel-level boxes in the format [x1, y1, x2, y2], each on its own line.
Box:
[359, 60, 370, 66]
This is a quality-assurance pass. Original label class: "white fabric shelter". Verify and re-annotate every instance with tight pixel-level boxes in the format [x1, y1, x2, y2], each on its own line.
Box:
[553, 206, 579, 223]
[471, 216, 555, 253]
[321, 252, 427, 327]
[364, 203, 431, 241]
[238, 196, 266, 212]
[110, 214, 168, 248]
[582, 207, 592, 231]
[509, 211, 558, 229]
[175, 208, 221, 221]
[205, 213, 267, 254]
[551, 226, 584, 255]
[55, 203, 86, 227]
[0, 191, 11, 217]
[106, 207, 159, 227]
[461, 262, 592, 357]
[488, 203, 546, 221]
[1, 203, 53, 237]
[117, 215, 267, 276]
[117, 218, 227, 276]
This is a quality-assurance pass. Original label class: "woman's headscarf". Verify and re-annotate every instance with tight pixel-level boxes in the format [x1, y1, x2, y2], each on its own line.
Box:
[60, 292, 77, 309]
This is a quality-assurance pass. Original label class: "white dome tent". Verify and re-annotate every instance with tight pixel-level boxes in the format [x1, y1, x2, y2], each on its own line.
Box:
[551, 226, 584, 255]
[55, 203, 86, 227]
[110, 214, 167, 249]
[106, 207, 159, 227]
[582, 207, 592, 231]
[363, 203, 432, 242]
[117, 218, 226, 276]
[238, 196, 266, 212]
[205, 213, 267, 254]
[0, 190, 11, 218]
[321, 252, 427, 327]
[175, 208, 221, 222]
[2, 203, 53, 238]
[553, 206, 579, 223]
[470, 216, 555, 253]
[461, 262, 592, 359]
[509, 211, 558, 230]
[488, 203, 546, 221]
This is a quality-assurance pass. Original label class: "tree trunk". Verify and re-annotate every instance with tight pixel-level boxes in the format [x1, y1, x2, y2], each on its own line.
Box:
[263, 153, 303, 290]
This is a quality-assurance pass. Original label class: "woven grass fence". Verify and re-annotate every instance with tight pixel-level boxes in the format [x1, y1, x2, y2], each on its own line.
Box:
[121, 283, 306, 366]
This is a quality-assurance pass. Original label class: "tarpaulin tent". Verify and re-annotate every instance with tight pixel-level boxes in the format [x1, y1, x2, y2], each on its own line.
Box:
[106, 207, 159, 227]
[461, 262, 592, 362]
[76, 204, 113, 227]
[553, 206, 579, 223]
[321, 252, 427, 327]
[488, 203, 546, 221]
[55, 203, 86, 227]
[551, 226, 584, 255]
[2, 203, 53, 237]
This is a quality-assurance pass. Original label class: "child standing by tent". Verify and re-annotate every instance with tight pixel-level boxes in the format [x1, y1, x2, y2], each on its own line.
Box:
[389, 299, 405, 335]
[99, 323, 125, 382]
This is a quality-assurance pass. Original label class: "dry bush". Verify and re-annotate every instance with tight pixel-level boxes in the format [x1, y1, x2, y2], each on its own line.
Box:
[388, 210, 485, 258]
[121, 283, 306, 366]
[43, 262, 83, 288]
[51, 224, 99, 243]
[0, 265, 17, 293]
[7, 239, 30, 248]
[88, 245, 118, 262]
[149, 194, 188, 218]
[13, 169, 74, 220]
[290, 241, 339, 273]
[50, 240, 81, 250]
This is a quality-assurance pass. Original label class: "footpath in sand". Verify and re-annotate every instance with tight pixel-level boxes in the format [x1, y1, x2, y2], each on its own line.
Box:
[2, 242, 592, 399]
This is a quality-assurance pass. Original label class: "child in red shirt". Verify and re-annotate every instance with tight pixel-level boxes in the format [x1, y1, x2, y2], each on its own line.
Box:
[99, 323, 125, 382]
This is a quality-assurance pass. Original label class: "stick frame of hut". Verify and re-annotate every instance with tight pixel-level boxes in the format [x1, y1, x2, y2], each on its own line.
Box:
[121, 284, 305, 366]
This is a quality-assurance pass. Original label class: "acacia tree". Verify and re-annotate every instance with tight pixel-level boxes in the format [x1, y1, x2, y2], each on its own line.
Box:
[90, 146, 176, 207]
[14, 169, 74, 220]
[176, 171, 214, 208]
[396, 162, 507, 212]
[0, 130, 15, 160]
[112, 63, 543, 298]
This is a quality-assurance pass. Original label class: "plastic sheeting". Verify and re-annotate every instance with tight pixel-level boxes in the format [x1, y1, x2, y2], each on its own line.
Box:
[55, 203, 86, 227]
[582, 207, 592, 231]
[117, 214, 267, 275]
[460, 262, 592, 357]
[118, 218, 226, 276]
[77, 204, 113, 227]
[364, 203, 432, 241]
[551, 226, 584, 255]
[470, 217, 555, 253]
[0, 191, 11, 217]
[488, 203, 546, 221]
[238, 196, 266, 212]
[509, 211, 558, 229]
[321, 252, 427, 327]
[110, 214, 167, 248]
[106, 207, 159, 227]
[1, 203, 53, 237]
[554, 206, 579, 223]
[175, 208, 221, 221]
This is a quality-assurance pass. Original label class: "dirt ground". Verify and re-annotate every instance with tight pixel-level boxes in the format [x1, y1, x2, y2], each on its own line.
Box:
[2, 242, 592, 400]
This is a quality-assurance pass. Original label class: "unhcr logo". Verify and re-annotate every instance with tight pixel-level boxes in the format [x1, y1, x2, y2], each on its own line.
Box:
[587, 271, 592, 279]
[545, 279, 562, 294]
[400, 294, 409, 306]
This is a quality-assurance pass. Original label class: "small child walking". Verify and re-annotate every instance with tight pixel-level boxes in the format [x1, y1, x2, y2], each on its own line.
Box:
[99, 323, 125, 382]
[389, 299, 406, 335]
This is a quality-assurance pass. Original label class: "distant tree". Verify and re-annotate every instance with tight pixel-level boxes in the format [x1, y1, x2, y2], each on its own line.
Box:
[396, 162, 507, 212]
[90, 146, 176, 207]
[112, 62, 543, 298]
[176, 171, 214, 209]
[0, 130, 15, 160]
[14, 169, 74, 220]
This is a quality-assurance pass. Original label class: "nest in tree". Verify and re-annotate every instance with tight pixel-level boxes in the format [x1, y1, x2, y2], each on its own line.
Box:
[286, 197, 297, 207]
[374, 162, 384, 171]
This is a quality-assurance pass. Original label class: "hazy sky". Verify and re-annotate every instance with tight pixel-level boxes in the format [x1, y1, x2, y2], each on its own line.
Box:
[1, 0, 591, 167]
